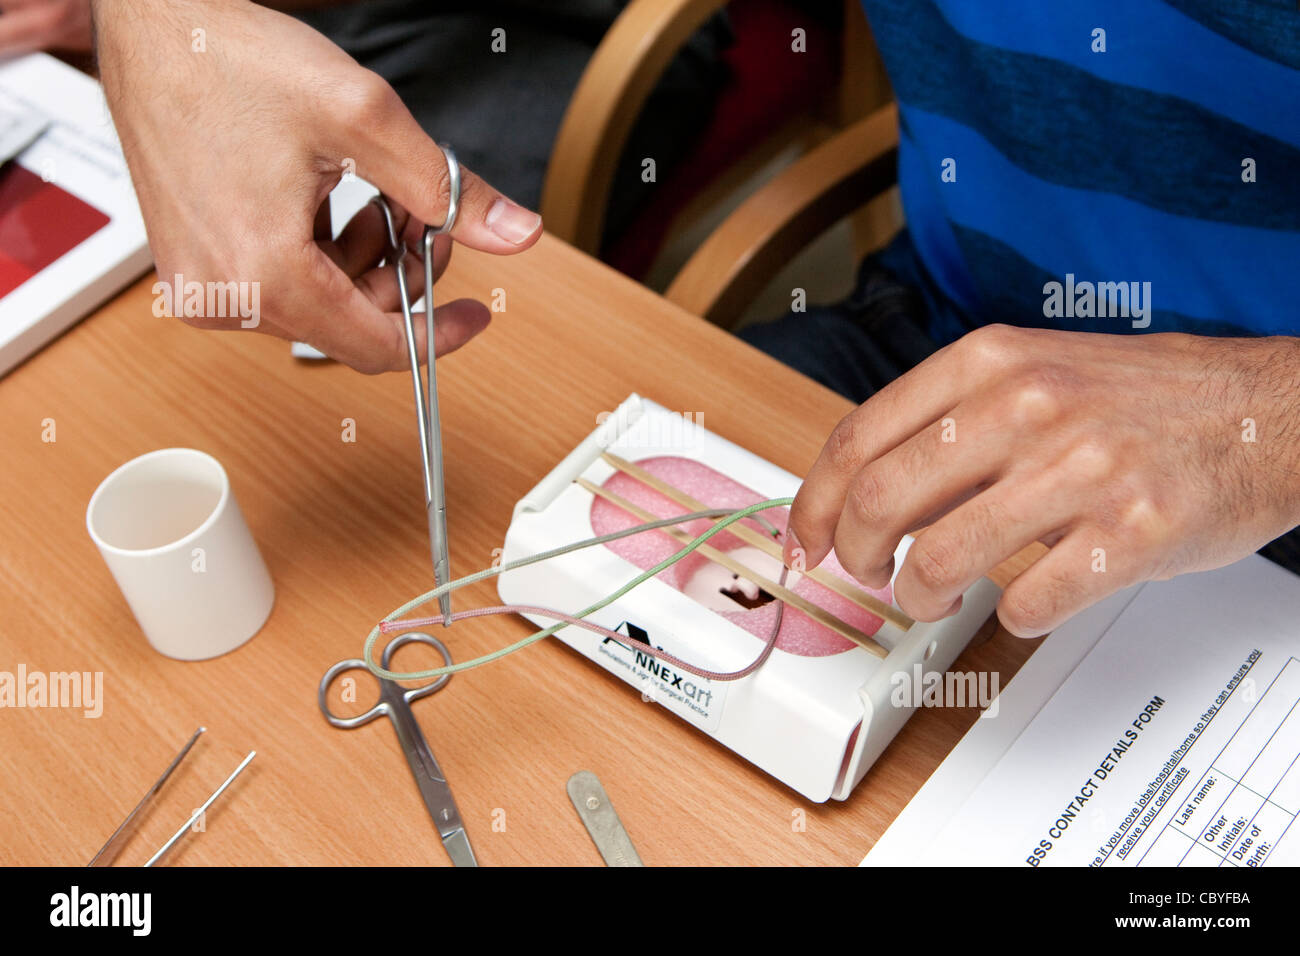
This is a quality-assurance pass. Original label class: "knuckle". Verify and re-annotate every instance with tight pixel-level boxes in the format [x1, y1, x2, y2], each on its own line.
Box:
[1116, 495, 1173, 552]
[1005, 371, 1066, 429]
[998, 584, 1057, 637]
[824, 417, 864, 474]
[407, 149, 455, 227]
[845, 469, 889, 527]
[345, 71, 403, 122]
[960, 322, 1021, 367]
[1060, 439, 1116, 484]
[432, 168, 457, 227]
[908, 536, 961, 594]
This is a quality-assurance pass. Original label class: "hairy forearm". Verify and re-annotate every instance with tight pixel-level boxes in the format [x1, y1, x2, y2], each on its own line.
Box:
[91, 0, 200, 155]
[1198, 333, 1300, 530]
[91, 0, 185, 68]
[1242, 335, 1300, 514]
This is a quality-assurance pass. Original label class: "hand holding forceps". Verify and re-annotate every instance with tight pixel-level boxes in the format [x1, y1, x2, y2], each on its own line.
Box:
[319, 632, 477, 866]
[370, 144, 459, 626]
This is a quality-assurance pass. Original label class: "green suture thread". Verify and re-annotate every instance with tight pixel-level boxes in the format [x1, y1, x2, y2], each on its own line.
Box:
[362, 497, 795, 681]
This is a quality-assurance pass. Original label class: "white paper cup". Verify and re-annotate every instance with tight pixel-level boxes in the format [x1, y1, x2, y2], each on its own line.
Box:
[86, 448, 274, 660]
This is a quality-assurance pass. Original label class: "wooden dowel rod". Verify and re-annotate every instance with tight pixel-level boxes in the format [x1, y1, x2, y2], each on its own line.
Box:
[577, 477, 888, 658]
[600, 451, 914, 631]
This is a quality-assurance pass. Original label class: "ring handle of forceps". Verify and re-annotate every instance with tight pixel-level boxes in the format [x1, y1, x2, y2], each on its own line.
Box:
[317, 632, 453, 729]
[366, 145, 459, 262]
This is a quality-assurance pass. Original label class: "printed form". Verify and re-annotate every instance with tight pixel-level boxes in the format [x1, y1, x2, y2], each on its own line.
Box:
[867, 555, 1300, 867]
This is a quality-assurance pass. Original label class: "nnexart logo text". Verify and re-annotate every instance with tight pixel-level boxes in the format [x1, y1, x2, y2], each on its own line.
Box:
[601, 627, 715, 710]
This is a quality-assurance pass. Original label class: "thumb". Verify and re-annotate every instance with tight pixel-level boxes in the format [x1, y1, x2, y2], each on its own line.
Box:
[357, 89, 542, 254]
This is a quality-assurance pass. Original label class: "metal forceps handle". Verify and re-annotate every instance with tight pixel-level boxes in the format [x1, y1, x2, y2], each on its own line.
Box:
[317, 632, 453, 730]
[370, 145, 460, 625]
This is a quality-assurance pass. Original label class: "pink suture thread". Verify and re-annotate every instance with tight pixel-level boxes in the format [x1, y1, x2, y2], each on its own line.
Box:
[380, 581, 786, 682]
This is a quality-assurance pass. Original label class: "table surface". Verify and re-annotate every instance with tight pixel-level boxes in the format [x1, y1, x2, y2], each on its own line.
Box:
[0, 234, 1041, 866]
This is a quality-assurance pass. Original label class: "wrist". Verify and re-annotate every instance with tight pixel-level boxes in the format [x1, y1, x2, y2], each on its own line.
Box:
[1272, 336, 1300, 525]
[1242, 335, 1300, 528]
[92, 0, 240, 69]
[1187, 333, 1300, 535]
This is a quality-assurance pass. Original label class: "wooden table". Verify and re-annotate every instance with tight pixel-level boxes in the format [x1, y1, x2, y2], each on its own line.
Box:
[0, 234, 1040, 866]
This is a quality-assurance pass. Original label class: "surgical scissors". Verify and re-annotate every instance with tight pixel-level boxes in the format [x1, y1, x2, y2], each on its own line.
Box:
[370, 144, 459, 625]
[318, 633, 477, 866]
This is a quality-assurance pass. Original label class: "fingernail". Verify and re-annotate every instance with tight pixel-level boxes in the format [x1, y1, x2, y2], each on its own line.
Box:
[485, 199, 541, 244]
[783, 529, 805, 570]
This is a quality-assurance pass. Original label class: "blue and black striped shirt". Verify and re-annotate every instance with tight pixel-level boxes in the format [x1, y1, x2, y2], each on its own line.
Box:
[859, 0, 1300, 344]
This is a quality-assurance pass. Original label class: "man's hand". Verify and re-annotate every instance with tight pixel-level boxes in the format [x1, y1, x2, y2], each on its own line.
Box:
[0, 0, 92, 54]
[93, 0, 542, 372]
[785, 325, 1300, 637]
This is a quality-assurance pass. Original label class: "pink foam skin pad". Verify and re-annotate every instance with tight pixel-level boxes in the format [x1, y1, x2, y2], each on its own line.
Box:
[589, 456, 893, 657]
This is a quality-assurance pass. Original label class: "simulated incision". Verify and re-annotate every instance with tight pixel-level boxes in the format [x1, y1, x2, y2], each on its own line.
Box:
[589, 456, 893, 657]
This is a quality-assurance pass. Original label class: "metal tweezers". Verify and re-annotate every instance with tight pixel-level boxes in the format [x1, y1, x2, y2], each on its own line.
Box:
[370, 145, 460, 625]
[88, 727, 255, 867]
